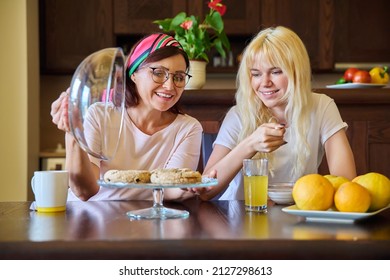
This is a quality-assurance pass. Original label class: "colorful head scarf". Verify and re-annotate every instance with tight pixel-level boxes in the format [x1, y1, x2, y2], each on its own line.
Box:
[126, 33, 183, 76]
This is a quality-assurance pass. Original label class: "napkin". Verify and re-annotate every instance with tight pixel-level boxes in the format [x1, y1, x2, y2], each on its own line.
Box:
[29, 201, 37, 211]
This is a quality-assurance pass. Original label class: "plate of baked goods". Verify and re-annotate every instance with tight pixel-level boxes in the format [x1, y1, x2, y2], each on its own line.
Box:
[326, 83, 386, 89]
[282, 204, 390, 223]
[98, 168, 218, 189]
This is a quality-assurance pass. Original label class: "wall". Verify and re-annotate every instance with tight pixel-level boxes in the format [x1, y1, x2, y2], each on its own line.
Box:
[0, 0, 39, 201]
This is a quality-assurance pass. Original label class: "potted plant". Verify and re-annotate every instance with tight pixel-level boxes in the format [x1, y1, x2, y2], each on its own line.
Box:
[153, 0, 230, 89]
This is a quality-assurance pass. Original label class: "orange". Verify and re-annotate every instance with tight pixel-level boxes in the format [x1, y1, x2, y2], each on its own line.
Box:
[334, 182, 371, 213]
[352, 172, 390, 211]
[324, 175, 349, 190]
[292, 174, 335, 210]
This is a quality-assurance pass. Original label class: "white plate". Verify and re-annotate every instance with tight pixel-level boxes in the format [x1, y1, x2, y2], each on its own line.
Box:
[98, 177, 218, 189]
[326, 83, 386, 89]
[282, 204, 390, 223]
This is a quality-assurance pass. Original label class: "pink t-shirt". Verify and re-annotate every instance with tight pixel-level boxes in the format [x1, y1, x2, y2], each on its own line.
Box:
[68, 102, 202, 200]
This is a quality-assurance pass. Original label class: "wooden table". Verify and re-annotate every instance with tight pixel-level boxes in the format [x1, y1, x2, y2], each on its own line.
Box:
[0, 200, 389, 259]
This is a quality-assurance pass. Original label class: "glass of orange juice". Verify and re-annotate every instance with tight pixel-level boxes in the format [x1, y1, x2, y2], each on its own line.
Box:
[243, 159, 268, 213]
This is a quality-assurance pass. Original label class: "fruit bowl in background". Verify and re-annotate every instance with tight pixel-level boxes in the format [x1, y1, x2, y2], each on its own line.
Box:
[268, 182, 295, 205]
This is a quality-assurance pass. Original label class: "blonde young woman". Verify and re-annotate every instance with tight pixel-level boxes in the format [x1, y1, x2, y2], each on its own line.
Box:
[198, 26, 356, 200]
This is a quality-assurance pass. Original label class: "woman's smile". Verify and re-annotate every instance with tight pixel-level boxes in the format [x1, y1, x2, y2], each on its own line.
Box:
[260, 89, 280, 95]
[155, 91, 174, 99]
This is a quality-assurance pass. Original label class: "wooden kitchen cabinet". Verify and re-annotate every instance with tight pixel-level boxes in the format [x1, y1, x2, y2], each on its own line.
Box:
[113, 0, 260, 35]
[101, 0, 390, 72]
[40, 0, 390, 74]
[258, 0, 335, 70]
[40, 0, 114, 73]
[187, 0, 261, 35]
[334, 0, 390, 63]
[113, 0, 186, 34]
[259, 0, 390, 69]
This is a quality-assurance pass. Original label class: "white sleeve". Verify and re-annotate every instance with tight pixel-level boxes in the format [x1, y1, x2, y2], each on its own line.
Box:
[318, 96, 348, 144]
[164, 116, 203, 170]
[214, 106, 242, 150]
[83, 103, 122, 167]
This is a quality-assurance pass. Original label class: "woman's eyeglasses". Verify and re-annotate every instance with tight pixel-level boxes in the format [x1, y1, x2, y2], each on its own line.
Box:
[149, 67, 192, 88]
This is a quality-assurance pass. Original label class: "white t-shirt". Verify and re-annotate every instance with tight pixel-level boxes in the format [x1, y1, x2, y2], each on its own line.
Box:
[215, 93, 348, 200]
[68, 102, 203, 201]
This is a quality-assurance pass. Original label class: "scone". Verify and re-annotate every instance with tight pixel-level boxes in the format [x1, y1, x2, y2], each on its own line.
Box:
[103, 169, 151, 183]
[150, 168, 202, 184]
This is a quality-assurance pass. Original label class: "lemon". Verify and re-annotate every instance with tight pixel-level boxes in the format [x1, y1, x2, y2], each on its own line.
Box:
[292, 174, 335, 210]
[352, 172, 390, 211]
[324, 175, 349, 190]
[334, 182, 371, 213]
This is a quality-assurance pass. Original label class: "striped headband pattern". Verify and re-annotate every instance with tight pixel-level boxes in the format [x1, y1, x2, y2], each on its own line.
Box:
[127, 33, 183, 76]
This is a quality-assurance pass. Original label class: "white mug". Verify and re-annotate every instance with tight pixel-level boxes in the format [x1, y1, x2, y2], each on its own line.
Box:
[31, 170, 69, 212]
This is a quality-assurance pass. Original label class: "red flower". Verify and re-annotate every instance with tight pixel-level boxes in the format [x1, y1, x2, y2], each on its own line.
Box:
[180, 19, 193, 30]
[208, 0, 227, 16]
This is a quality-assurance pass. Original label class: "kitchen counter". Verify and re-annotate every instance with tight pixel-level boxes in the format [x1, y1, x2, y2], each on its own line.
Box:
[39, 151, 65, 158]
[180, 88, 390, 124]
[203, 73, 390, 89]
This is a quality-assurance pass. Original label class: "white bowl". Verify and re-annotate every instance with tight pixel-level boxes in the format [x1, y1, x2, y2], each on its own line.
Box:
[268, 182, 294, 205]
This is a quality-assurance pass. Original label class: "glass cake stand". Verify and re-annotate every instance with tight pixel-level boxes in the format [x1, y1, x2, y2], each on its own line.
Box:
[98, 178, 218, 220]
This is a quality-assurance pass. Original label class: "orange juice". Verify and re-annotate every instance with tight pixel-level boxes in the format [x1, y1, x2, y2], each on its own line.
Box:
[244, 212, 269, 238]
[244, 175, 268, 212]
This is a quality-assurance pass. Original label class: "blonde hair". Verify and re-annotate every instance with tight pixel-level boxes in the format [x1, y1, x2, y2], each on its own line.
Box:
[236, 26, 313, 179]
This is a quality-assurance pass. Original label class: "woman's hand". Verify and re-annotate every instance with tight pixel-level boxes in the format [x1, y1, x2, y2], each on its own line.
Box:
[249, 123, 287, 153]
[51, 88, 70, 132]
[183, 169, 218, 200]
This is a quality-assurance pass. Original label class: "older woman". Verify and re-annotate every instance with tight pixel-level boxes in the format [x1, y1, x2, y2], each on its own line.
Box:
[51, 33, 202, 201]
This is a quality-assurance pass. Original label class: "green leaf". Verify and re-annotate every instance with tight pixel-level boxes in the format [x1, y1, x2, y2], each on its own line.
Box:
[213, 38, 226, 58]
[206, 12, 224, 33]
[219, 31, 230, 50]
[200, 54, 209, 63]
[189, 15, 199, 28]
[170, 12, 187, 29]
[153, 18, 172, 31]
